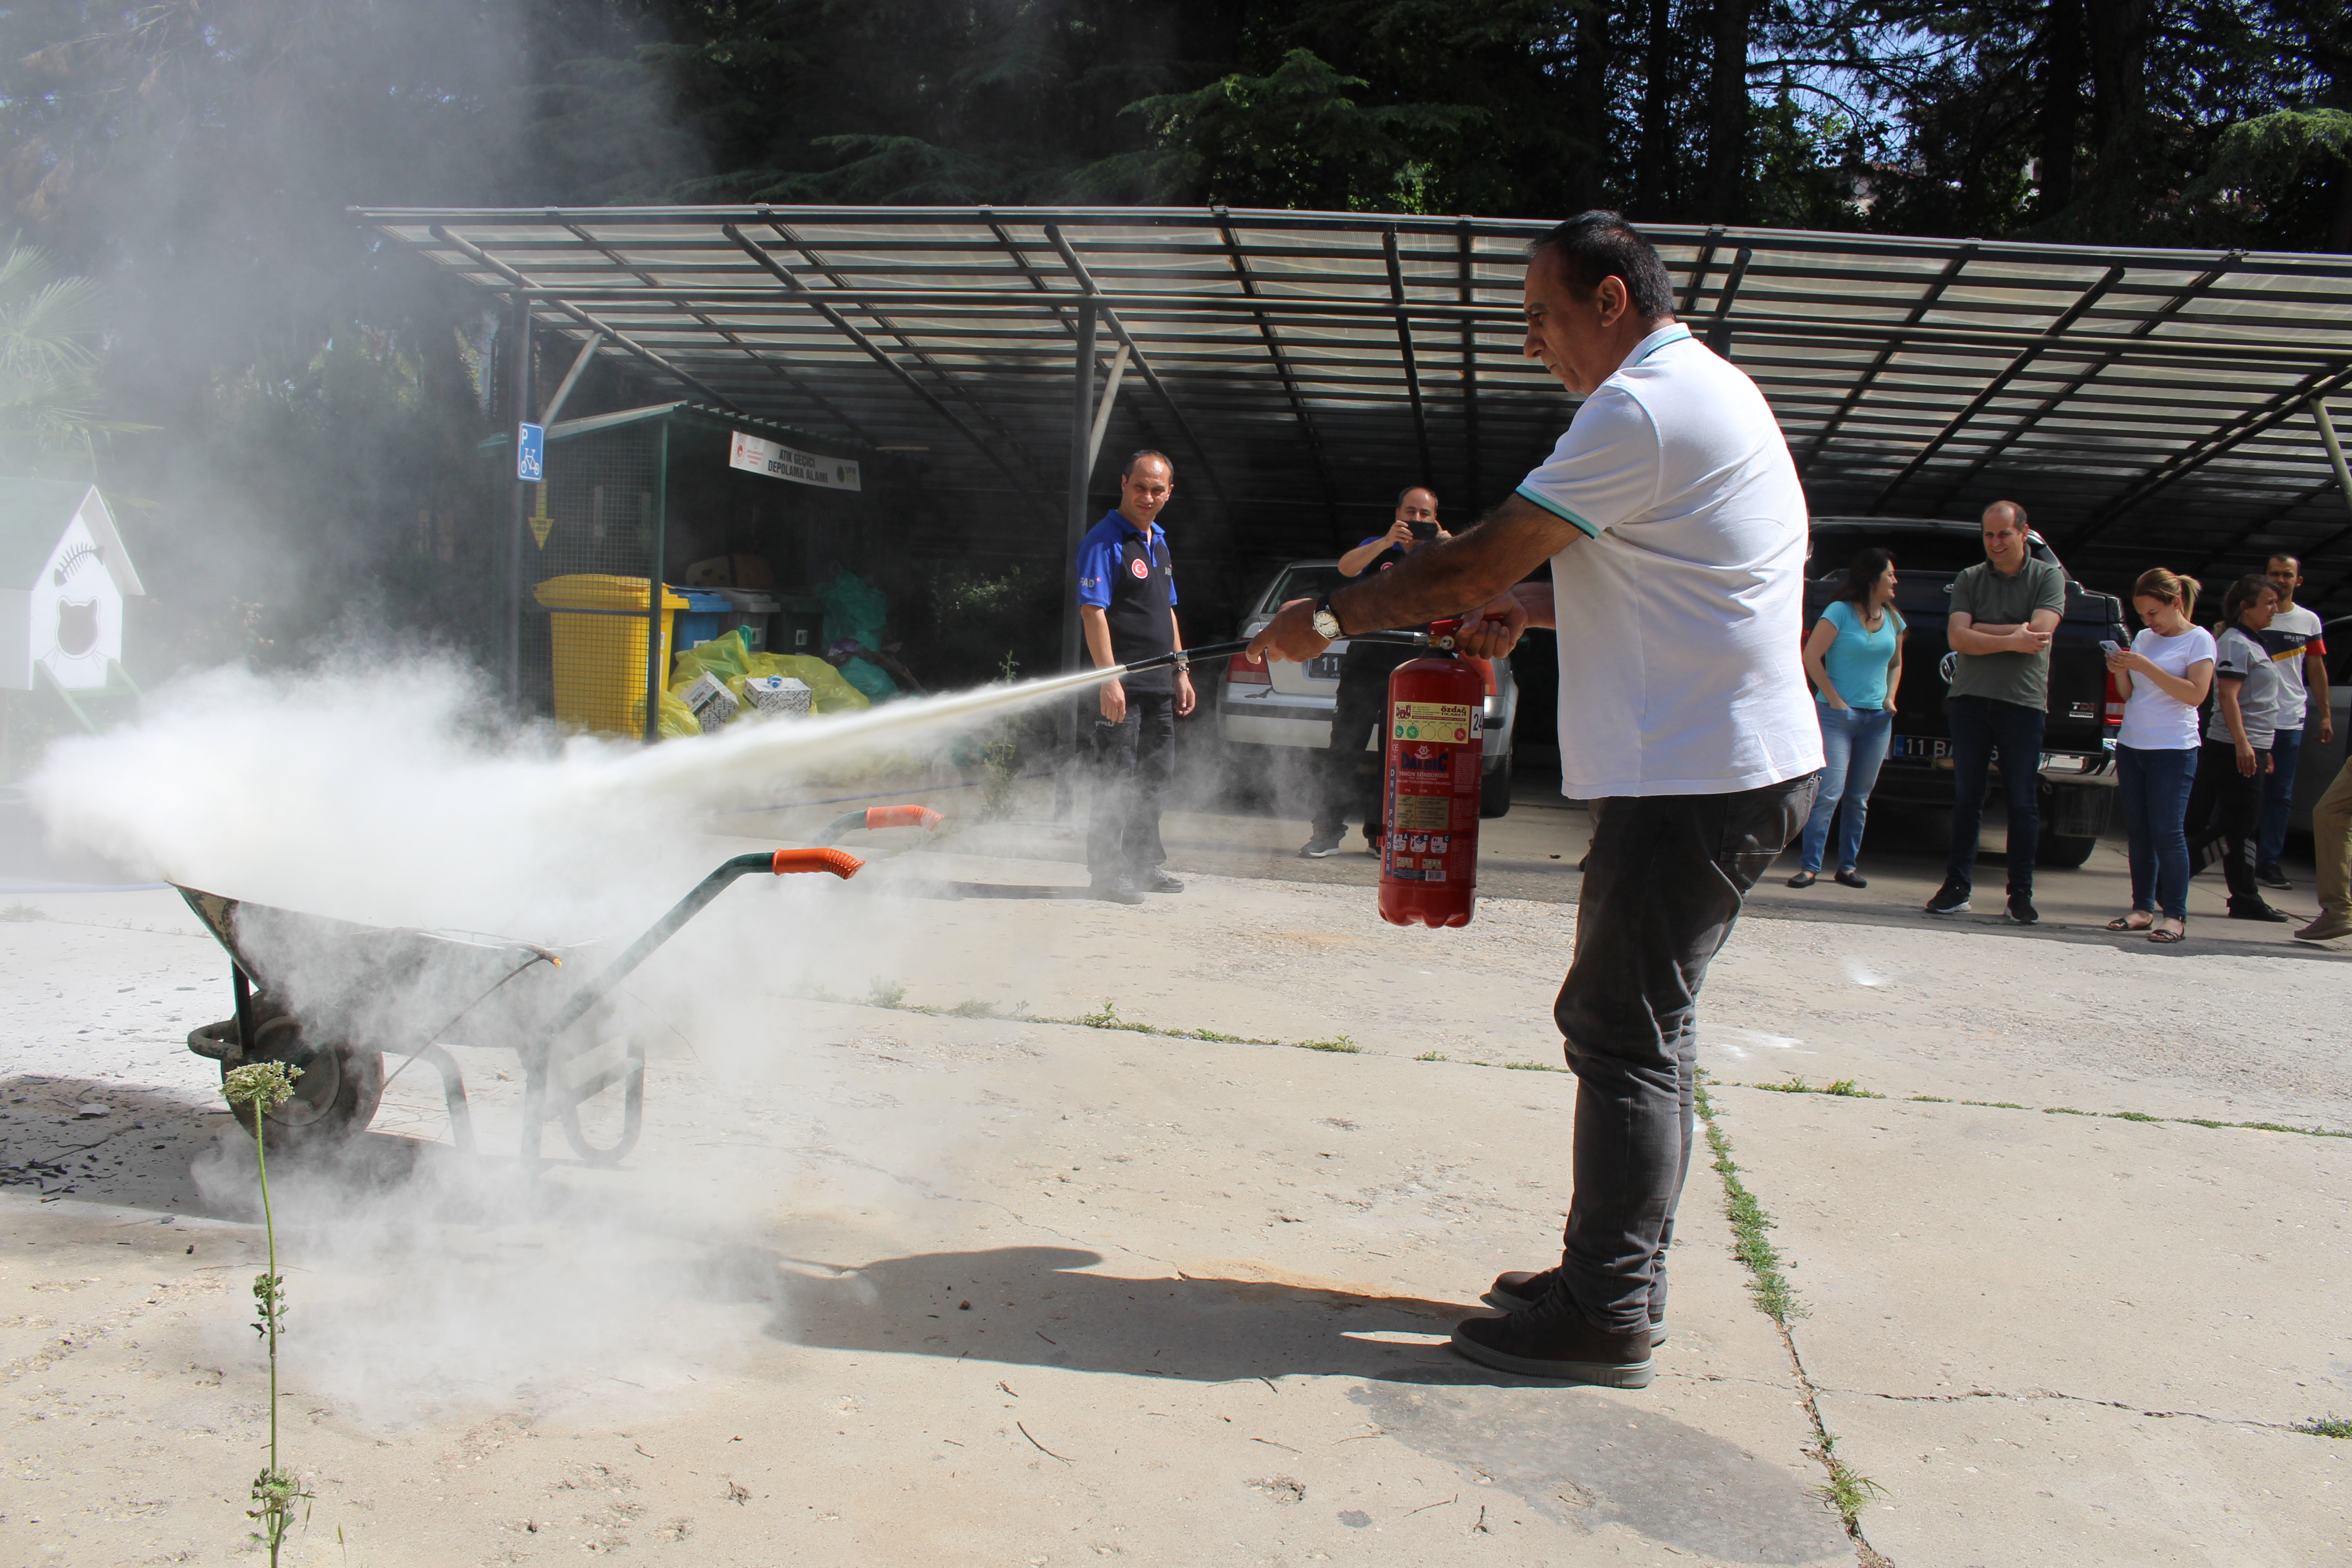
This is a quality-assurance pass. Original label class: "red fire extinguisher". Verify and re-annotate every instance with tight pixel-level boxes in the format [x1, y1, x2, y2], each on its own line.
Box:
[1378, 618, 1492, 929]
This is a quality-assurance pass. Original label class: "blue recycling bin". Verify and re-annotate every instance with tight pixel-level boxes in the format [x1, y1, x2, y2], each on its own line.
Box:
[670, 588, 733, 650]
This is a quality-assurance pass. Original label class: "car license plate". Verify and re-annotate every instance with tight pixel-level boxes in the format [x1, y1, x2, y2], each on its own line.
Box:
[1891, 736, 1950, 759]
[1308, 653, 1345, 681]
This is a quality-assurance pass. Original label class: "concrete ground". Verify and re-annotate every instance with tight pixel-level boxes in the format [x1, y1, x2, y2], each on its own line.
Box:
[4, 774, 2348, 1565]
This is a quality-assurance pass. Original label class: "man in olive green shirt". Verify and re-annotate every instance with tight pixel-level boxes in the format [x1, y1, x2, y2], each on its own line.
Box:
[1925, 500, 2066, 923]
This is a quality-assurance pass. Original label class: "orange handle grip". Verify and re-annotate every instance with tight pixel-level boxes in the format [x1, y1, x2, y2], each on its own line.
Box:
[864, 804, 945, 831]
[771, 847, 864, 878]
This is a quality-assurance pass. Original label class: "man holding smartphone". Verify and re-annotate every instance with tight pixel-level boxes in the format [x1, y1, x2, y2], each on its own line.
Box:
[1299, 486, 1449, 858]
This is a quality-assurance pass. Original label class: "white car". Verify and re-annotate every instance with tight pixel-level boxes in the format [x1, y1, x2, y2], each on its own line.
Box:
[1211, 559, 1519, 818]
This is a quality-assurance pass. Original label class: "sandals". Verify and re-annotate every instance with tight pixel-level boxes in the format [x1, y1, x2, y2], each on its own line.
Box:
[2149, 920, 2187, 945]
[2105, 912, 2154, 932]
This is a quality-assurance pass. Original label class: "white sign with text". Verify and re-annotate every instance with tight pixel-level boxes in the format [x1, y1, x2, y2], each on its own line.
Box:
[728, 430, 862, 492]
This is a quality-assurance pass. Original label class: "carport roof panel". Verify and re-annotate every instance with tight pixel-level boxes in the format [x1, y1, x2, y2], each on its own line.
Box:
[359, 204, 2352, 607]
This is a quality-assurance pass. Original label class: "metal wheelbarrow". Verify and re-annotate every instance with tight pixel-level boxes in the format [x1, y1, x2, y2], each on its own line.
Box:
[174, 809, 942, 1165]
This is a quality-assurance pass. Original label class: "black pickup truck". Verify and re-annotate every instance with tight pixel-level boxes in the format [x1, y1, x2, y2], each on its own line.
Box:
[1804, 517, 2130, 868]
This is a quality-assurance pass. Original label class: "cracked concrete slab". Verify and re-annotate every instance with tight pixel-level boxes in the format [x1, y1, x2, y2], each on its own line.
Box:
[1810, 1388, 2351, 1565]
[4, 887, 1850, 1567]
[12, 832, 2349, 1564]
[1717, 1087, 2352, 1558]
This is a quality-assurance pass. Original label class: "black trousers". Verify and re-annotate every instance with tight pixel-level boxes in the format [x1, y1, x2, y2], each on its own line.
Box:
[2186, 737, 2265, 906]
[1088, 691, 1175, 882]
[1313, 662, 1390, 838]
[1945, 694, 2045, 892]
[1553, 773, 1818, 1333]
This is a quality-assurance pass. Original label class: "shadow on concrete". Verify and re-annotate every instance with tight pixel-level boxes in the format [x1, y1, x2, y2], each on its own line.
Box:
[752, 1243, 1845, 1563]
[1, 1073, 222, 1211]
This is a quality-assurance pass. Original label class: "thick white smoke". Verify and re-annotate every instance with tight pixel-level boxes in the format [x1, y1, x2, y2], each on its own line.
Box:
[26, 652, 1096, 1427]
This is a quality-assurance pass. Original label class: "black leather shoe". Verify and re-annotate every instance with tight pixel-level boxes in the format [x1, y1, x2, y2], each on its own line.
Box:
[1784, 870, 1816, 888]
[1139, 867, 1184, 893]
[1087, 878, 1144, 905]
[1482, 1268, 1666, 1346]
[1834, 868, 1868, 888]
[1450, 1289, 1654, 1386]
[2227, 898, 2292, 923]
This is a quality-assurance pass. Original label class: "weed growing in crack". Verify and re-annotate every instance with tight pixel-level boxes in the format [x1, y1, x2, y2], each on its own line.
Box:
[1293, 1035, 1360, 1054]
[1752, 1076, 1878, 1098]
[220, 1062, 312, 1564]
[1810, 1434, 1886, 1525]
[867, 978, 907, 1009]
[1503, 1060, 1563, 1072]
[1415, 1051, 1447, 1062]
[0, 902, 41, 921]
[2107, 1110, 2162, 1123]
[2293, 1414, 2352, 1438]
[1693, 1081, 1800, 1324]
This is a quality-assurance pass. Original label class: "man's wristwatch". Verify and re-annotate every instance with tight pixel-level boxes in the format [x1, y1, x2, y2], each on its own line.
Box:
[1311, 594, 1344, 641]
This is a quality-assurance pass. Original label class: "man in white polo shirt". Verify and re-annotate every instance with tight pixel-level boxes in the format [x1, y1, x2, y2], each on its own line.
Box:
[1248, 212, 1821, 1389]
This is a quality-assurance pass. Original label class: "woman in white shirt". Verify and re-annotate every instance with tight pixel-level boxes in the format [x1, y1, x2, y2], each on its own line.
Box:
[2184, 574, 2291, 924]
[2103, 569, 2213, 943]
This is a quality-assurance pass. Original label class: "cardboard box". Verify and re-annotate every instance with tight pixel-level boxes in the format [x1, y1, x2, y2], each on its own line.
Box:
[680, 670, 739, 729]
[740, 674, 813, 718]
[682, 554, 776, 589]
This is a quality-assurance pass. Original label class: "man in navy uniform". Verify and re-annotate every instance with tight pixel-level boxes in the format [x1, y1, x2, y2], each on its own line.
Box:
[1301, 486, 1450, 857]
[1077, 450, 1194, 903]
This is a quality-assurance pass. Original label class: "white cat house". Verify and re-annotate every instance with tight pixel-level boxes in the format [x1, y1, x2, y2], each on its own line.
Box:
[0, 480, 145, 691]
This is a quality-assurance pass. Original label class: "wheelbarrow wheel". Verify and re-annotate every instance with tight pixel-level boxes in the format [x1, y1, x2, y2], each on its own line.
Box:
[224, 1013, 383, 1152]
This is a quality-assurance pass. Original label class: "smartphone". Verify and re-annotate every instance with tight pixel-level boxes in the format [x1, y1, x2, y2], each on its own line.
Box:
[2099, 640, 2121, 657]
[1408, 519, 1439, 542]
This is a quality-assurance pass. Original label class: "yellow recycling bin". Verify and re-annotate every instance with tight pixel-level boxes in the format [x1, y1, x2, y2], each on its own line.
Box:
[534, 574, 690, 737]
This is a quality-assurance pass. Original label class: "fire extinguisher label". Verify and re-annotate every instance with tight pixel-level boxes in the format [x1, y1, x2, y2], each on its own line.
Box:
[1392, 793, 1451, 832]
[1391, 701, 1477, 743]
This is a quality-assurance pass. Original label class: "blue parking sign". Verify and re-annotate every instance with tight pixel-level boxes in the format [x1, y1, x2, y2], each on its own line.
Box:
[516, 422, 545, 482]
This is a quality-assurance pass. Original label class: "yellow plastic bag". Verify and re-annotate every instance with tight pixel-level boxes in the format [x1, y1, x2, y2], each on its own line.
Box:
[671, 627, 753, 689]
[656, 687, 702, 738]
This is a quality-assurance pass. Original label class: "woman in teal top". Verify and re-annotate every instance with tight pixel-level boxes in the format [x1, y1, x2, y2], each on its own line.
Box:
[1788, 547, 1906, 887]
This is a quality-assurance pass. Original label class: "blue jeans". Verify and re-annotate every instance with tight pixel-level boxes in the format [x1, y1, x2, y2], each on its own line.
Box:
[1946, 695, 2047, 890]
[1797, 705, 1893, 872]
[2258, 727, 2303, 870]
[2116, 745, 2198, 920]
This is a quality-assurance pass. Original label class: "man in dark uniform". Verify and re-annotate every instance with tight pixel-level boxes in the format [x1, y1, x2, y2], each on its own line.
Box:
[1301, 485, 1449, 858]
[1076, 450, 1195, 903]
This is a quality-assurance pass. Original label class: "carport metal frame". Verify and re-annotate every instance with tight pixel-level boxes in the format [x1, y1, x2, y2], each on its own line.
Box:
[365, 204, 2352, 623]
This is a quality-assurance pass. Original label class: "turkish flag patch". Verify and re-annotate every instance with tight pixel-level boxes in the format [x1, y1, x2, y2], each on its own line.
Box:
[1130, 557, 1149, 578]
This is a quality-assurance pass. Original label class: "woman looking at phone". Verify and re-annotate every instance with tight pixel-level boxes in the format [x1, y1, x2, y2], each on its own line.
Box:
[2103, 569, 2214, 943]
[1788, 548, 1905, 888]
[2184, 573, 2292, 924]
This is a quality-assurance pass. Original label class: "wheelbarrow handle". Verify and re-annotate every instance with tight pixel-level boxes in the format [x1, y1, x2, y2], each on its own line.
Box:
[532, 848, 863, 1051]
[772, 847, 864, 878]
[865, 804, 944, 831]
